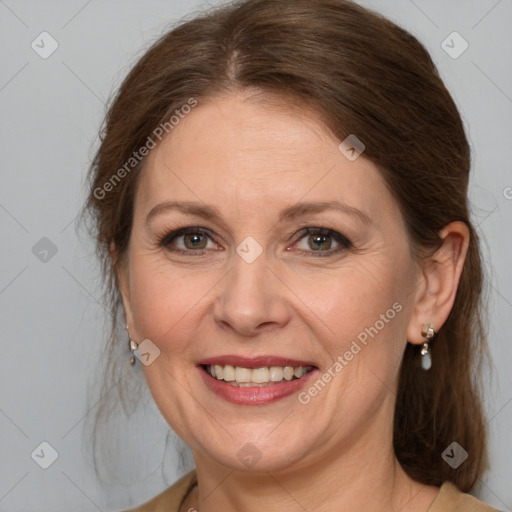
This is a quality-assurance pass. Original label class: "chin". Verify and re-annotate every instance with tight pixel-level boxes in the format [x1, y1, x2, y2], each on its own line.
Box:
[198, 434, 312, 474]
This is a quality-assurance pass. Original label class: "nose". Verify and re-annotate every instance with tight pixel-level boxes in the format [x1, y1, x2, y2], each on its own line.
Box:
[212, 250, 291, 337]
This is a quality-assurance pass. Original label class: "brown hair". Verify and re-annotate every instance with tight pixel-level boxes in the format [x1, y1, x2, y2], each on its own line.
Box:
[82, 0, 490, 490]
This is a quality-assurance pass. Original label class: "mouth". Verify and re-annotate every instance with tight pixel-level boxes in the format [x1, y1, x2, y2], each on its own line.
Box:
[197, 355, 318, 405]
[201, 364, 315, 386]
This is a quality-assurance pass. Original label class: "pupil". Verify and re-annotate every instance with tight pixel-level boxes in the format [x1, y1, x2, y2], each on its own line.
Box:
[185, 233, 206, 249]
[310, 234, 331, 251]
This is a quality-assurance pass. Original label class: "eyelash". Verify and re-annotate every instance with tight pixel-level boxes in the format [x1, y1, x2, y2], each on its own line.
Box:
[157, 226, 353, 258]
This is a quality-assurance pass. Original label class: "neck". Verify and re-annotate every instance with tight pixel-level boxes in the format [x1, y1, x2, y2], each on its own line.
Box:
[188, 402, 440, 512]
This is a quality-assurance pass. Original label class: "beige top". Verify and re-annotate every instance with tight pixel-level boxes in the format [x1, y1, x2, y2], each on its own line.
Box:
[123, 470, 500, 512]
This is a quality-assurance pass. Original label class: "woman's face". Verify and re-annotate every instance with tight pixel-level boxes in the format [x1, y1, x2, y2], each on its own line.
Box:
[120, 92, 423, 473]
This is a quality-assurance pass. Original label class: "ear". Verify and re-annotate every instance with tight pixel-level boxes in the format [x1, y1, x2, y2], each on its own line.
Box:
[110, 241, 134, 330]
[406, 221, 470, 345]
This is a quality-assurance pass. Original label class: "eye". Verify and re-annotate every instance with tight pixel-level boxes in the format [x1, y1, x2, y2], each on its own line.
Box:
[292, 227, 353, 257]
[157, 225, 352, 258]
[158, 227, 220, 255]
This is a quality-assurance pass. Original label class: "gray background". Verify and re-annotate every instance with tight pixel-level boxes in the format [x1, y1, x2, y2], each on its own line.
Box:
[0, 0, 511, 510]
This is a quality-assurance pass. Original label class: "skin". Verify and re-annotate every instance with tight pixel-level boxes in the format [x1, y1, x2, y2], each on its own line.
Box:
[118, 91, 470, 512]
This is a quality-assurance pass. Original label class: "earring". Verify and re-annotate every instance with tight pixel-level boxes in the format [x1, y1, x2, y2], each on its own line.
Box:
[126, 325, 139, 365]
[420, 324, 437, 371]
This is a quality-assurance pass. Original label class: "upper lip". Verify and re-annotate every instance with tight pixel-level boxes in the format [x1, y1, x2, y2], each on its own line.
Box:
[197, 355, 317, 369]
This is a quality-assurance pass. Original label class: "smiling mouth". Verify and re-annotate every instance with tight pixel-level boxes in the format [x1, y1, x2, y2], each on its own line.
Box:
[202, 364, 316, 387]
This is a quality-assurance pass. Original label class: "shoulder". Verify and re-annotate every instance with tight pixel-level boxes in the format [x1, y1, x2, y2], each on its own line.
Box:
[121, 474, 501, 512]
[121, 470, 197, 512]
[429, 481, 502, 512]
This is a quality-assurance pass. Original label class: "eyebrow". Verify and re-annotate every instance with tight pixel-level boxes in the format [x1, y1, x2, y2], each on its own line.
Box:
[145, 200, 372, 227]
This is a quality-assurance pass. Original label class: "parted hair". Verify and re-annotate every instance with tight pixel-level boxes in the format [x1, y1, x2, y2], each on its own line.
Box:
[83, 0, 489, 490]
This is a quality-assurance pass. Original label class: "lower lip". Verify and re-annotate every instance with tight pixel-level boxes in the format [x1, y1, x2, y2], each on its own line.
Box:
[198, 366, 318, 405]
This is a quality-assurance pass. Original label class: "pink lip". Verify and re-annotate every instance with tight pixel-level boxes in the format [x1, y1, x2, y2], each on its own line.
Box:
[197, 355, 316, 369]
[197, 365, 318, 406]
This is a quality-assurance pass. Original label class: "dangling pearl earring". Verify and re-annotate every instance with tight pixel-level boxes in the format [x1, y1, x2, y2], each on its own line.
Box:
[126, 325, 139, 365]
[420, 324, 437, 371]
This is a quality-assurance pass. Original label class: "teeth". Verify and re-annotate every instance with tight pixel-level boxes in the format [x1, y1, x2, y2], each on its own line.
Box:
[270, 366, 284, 381]
[206, 364, 313, 385]
[252, 367, 270, 383]
[294, 367, 307, 378]
[223, 364, 235, 382]
[235, 366, 252, 383]
[283, 366, 294, 380]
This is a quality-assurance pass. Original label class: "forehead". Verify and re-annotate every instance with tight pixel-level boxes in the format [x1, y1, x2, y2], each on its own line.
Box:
[135, 93, 393, 227]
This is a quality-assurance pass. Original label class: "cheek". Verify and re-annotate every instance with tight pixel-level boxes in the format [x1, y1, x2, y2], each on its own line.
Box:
[128, 254, 220, 355]
[129, 256, 186, 343]
[310, 259, 410, 377]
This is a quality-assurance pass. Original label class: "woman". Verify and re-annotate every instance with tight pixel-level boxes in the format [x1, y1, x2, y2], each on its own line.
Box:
[84, 0, 499, 510]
